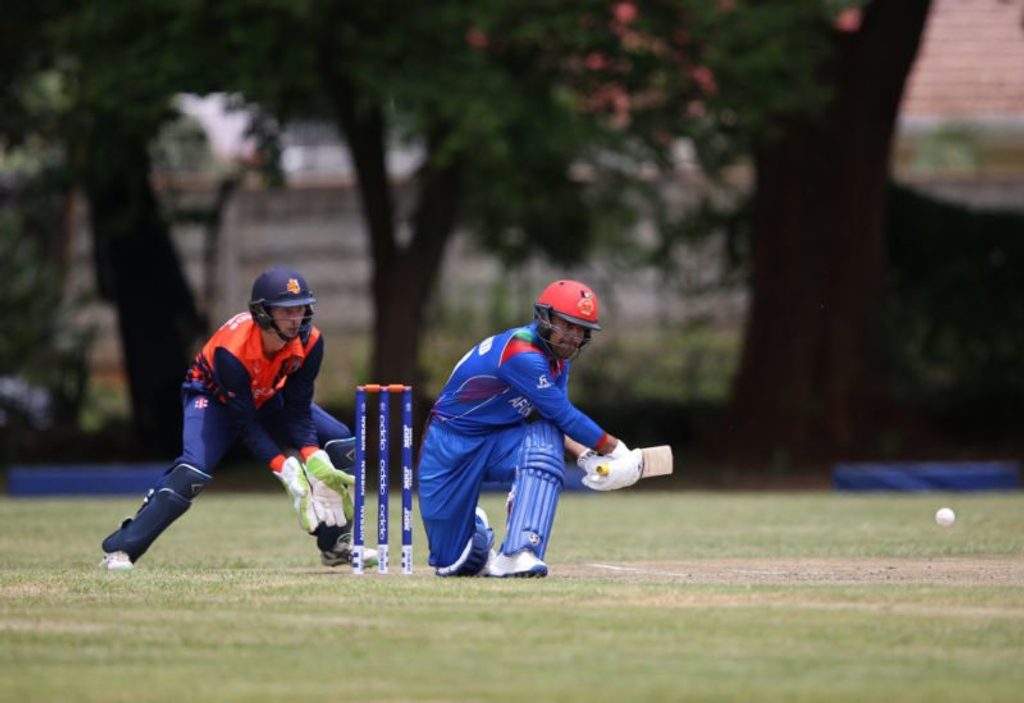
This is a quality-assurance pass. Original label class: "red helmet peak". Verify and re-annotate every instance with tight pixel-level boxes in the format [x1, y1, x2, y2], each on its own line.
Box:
[535, 279, 601, 330]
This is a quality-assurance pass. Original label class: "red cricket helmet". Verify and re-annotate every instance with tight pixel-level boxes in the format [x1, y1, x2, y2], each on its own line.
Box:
[534, 280, 601, 330]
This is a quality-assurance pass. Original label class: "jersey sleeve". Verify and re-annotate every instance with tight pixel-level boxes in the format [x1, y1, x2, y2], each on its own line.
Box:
[211, 347, 282, 464]
[280, 334, 323, 449]
[497, 349, 606, 447]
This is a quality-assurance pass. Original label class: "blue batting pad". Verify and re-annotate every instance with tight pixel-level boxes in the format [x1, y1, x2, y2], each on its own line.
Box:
[503, 422, 564, 558]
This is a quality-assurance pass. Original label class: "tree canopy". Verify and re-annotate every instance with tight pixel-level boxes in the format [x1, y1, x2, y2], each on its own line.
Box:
[8, 1, 1002, 465]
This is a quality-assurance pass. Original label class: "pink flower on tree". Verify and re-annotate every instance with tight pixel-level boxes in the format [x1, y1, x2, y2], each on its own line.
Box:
[691, 66, 718, 96]
[465, 28, 489, 50]
[835, 8, 862, 33]
[585, 52, 608, 71]
[613, 2, 637, 25]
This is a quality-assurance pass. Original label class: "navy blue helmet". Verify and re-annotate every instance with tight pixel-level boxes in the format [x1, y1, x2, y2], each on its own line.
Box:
[248, 267, 316, 340]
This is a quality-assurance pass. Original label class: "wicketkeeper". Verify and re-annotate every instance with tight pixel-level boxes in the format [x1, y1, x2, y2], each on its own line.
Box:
[99, 267, 372, 570]
[418, 279, 644, 578]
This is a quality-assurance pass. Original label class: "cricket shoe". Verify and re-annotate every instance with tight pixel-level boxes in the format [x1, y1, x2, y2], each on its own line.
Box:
[321, 534, 379, 568]
[99, 551, 134, 571]
[486, 549, 548, 578]
[475, 506, 498, 577]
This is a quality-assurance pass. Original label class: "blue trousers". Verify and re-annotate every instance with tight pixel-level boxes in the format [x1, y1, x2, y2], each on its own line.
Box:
[175, 391, 350, 474]
[417, 420, 522, 568]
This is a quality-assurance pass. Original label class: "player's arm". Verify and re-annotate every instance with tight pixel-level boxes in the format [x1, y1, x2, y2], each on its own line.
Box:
[497, 350, 609, 447]
[499, 351, 658, 491]
[280, 335, 354, 527]
[210, 348, 283, 466]
[277, 335, 350, 482]
[281, 333, 323, 452]
[212, 348, 331, 531]
[565, 433, 623, 458]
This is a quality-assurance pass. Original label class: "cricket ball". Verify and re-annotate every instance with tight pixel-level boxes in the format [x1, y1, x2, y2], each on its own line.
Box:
[935, 507, 956, 527]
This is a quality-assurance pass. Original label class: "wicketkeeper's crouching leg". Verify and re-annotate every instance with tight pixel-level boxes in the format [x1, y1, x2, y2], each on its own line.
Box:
[99, 463, 212, 570]
[312, 437, 376, 567]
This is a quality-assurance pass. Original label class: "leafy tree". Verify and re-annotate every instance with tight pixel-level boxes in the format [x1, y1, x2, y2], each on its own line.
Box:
[884, 183, 1024, 442]
[5, 1, 848, 458]
[187, 0, 829, 388]
[723, 0, 934, 460]
[49, 6, 211, 453]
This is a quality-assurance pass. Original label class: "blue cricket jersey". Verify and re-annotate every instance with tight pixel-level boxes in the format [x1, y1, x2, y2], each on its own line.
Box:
[429, 322, 607, 448]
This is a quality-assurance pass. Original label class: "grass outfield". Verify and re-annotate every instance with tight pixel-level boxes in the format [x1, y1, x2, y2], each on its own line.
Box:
[1, 490, 1022, 702]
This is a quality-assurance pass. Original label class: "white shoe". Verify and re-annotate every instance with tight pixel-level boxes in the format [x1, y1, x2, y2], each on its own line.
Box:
[99, 551, 134, 571]
[486, 549, 548, 578]
[483, 548, 498, 576]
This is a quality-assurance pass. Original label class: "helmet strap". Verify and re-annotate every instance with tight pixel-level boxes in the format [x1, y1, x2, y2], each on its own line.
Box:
[249, 301, 273, 330]
[271, 320, 297, 342]
[533, 305, 558, 359]
[251, 303, 312, 343]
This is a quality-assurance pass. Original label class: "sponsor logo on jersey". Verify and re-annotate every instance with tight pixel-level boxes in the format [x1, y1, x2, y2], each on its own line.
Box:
[537, 374, 552, 389]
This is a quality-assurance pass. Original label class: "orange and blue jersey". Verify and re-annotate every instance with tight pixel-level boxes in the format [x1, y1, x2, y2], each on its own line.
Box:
[183, 312, 323, 463]
[429, 322, 607, 448]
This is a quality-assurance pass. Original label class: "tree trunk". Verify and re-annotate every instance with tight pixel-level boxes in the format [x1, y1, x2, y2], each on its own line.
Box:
[83, 119, 204, 456]
[334, 92, 461, 389]
[724, 0, 932, 462]
[372, 143, 461, 387]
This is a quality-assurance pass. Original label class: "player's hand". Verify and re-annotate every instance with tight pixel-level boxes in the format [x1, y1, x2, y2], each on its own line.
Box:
[273, 456, 318, 532]
[303, 449, 355, 524]
[606, 439, 631, 460]
[581, 449, 643, 491]
[577, 449, 607, 476]
[577, 438, 631, 475]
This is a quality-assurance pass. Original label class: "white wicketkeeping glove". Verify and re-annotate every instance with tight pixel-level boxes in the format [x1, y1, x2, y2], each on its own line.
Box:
[581, 449, 643, 492]
[303, 449, 354, 528]
[273, 456, 318, 532]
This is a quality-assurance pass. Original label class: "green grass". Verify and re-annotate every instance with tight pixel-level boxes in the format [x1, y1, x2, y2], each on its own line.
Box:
[1, 491, 1022, 702]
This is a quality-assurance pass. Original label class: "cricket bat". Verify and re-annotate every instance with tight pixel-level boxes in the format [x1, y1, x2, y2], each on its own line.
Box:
[564, 437, 674, 479]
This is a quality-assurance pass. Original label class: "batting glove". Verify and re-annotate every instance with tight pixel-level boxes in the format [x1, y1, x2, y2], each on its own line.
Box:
[577, 449, 608, 476]
[272, 456, 317, 532]
[577, 438, 631, 476]
[581, 449, 643, 492]
[606, 439, 632, 460]
[303, 449, 355, 524]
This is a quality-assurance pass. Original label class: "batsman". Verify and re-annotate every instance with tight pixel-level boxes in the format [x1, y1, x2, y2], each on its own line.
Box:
[99, 267, 371, 570]
[419, 279, 647, 578]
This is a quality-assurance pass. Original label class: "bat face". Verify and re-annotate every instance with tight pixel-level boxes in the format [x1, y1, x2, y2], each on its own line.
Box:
[639, 446, 673, 478]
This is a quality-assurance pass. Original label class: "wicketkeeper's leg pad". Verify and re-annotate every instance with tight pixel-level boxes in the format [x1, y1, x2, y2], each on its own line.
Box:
[323, 436, 356, 471]
[315, 440, 358, 562]
[501, 421, 564, 559]
[101, 463, 211, 562]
